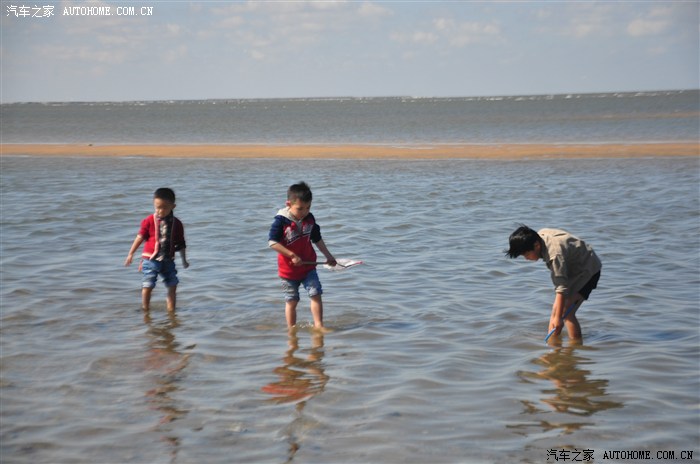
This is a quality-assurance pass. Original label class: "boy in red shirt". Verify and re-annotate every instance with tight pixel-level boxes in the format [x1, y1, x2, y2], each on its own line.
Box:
[125, 188, 189, 312]
[268, 182, 336, 330]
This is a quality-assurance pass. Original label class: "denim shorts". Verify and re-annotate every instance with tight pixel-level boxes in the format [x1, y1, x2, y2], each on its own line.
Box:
[141, 259, 179, 289]
[280, 269, 323, 302]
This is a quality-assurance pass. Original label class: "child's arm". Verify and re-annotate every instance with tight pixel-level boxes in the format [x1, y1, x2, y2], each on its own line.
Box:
[548, 292, 566, 335]
[179, 249, 189, 269]
[314, 239, 337, 266]
[125, 235, 144, 266]
[174, 219, 188, 269]
[270, 242, 303, 266]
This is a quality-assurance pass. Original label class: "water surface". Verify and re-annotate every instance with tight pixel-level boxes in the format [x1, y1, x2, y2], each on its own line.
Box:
[2, 90, 697, 144]
[1, 156, 698, 463]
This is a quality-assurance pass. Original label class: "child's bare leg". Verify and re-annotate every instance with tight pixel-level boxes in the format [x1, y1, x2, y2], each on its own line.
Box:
[309, 295, 324, 329]
[565, 313, 582, 340]
[564, 296, 583, 340]
[141, 287, 153, 311]
[286, 300, 298, 328]
[166, 286, 177, 312]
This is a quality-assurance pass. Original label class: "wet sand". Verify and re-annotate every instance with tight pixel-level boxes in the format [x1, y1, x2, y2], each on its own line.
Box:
[1, 142, 698, 159]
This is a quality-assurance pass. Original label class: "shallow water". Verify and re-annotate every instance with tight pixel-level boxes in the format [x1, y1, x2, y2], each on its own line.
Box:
[1, 156, 698, 463]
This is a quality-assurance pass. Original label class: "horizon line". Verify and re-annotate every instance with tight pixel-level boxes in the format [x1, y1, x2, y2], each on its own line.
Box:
[2, 88, 697, 106]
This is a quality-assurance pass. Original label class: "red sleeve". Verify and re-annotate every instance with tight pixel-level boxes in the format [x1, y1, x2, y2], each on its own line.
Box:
[138, 216, 152, 239]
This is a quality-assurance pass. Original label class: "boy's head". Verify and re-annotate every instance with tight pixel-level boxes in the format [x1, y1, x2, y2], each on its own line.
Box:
[506, 225, 541, 260]
[287, 182, 312, 204]
[286, 182, 312, 220]
[153, 187, 176, 218]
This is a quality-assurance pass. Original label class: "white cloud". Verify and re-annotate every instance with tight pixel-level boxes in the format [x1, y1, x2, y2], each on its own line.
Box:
[235, 30, 274, 50]
[206, 1, 392, 63]
[627, 18, 669, 37]
[414, 31, 439, 45]
[97, 34, 129, 46]
[625, 5, 674, 37]
[647, 45, 667, 56]
[554, 3, 614, 39]
[567, 15, 605, 39]
[166, 24, 182, 36]
[218, 16, 245, 28]
[536, 9, 552, 20]
[38, 44, 126, 65]
[164, 45, 188, 63]
[391, 30, 437, 45]
[572, 22, 595, 39]
[439, 19, 501, 47]
[306, 0, 348, 12]
[392, 18, 500, 47]
[250, 49, 265, 61]
[358, 2, 392, 19]
[648, 6, 674, 18]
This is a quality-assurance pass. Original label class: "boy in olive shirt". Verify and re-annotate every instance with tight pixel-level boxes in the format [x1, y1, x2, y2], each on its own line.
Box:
[507, 225, 601, 340]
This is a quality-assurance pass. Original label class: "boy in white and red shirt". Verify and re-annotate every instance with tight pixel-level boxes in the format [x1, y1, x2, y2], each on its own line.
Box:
[268, 182, 336, 330]
[125, 188, 189, 312]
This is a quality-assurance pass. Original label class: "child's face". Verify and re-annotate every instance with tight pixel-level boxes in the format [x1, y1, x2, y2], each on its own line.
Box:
[153, 198, 175, 218]
[286, 199, 311, 221]
[522, 242, 541, 261]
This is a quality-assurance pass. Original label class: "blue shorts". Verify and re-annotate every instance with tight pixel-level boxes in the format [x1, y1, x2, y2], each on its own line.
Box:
[141, 259, 179, 289]
[280, 269, 323, 302]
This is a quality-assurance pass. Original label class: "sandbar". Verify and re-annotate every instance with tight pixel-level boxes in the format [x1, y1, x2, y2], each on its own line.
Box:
[1, 143, 698, 160]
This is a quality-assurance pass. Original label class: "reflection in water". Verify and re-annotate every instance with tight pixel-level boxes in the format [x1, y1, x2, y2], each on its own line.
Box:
[262, 331, 329, 462]
[143, 312, 192, 462]
[513, 345, 623, 436]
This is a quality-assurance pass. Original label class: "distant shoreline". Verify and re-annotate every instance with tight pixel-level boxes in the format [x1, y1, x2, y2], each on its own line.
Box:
[1, 143, 698, 160]
[1, 88, 695, 105]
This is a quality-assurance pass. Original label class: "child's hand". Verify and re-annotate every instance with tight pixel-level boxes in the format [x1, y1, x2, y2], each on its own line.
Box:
[124, 254, 133, 266]
[290, 254, 302, 266]
[549, 315, 564, 336]
[326, 256, 337, 267]
[182, 259, 190, 269]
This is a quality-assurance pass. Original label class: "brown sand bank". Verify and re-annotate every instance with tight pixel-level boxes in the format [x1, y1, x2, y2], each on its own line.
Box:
[1, 143, 698, 160]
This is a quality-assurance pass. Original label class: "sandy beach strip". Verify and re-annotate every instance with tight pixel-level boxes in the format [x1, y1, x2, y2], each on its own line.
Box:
[1, 142, 698, 160]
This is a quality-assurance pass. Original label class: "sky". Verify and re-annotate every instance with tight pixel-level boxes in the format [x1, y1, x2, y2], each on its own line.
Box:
[1, 1, 698, 102]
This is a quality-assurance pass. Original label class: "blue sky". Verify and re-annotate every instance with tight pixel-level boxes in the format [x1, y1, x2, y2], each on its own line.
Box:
[1, 1, 698, 102]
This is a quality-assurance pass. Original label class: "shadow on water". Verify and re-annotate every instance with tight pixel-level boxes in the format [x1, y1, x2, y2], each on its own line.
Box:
[142, 311, 193, 463]
[261, 330, 329, 463]
[511, 345, 623, 436]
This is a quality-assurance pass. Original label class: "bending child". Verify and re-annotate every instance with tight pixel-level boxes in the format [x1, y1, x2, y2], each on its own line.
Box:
[268, 182, 336, 330]
[125, 188, 189, 312]
[507, 225, 601, 341]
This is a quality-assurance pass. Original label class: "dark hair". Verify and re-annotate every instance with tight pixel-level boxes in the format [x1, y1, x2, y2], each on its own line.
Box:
[506, 224, 540, 258]
[154, 187, 176, 203]
[287, 182, 312, 203]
